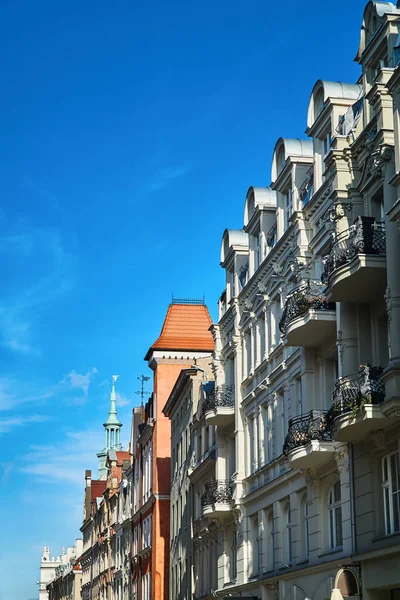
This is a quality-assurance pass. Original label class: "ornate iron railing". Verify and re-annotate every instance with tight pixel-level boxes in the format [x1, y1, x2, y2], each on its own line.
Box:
[203, 384, 235, 413]
[322, 216, 386, 283]
[327, 365, 385, 423]
[201, 479, 233, 507]
[283, 410, 332, 456]
[279, 280, 335, 334]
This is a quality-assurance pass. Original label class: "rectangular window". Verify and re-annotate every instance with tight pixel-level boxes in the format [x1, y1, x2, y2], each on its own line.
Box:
[250, 514, 259, 576]
[296, 377, 303, 416]
[323, 132, 332, 156]
[141, 572, 151, 600]
[383, 450, 400, 534]
[249, 417, 255, 474]
[263, 406, 272, 464]
[255, 233, 262, 270]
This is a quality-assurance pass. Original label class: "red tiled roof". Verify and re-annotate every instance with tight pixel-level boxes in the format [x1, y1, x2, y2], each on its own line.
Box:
[91, 480, 106, 502]
[145, 303, 214, 359]
[116, 451, 130, 464]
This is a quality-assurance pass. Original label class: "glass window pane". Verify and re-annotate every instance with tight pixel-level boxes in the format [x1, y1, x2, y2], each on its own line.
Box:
[335, 506, 343, 547]
[383, 456, 388, 482]
[329, 509, 334, 548]
[394, 491, 400, 533]
[334, 480, 341, 502]
[391, 454, 399, 492]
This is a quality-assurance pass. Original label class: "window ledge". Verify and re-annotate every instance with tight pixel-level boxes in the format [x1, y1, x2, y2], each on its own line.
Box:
[297, 558, 310, 566]
[318, 547, 343, 559]
[371, 532, 400, 544]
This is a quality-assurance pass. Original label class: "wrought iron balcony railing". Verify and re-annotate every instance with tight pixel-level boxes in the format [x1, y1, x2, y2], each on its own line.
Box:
[203, 384, 235, 414]
[327, 365, 385, 423]
[279, 280, 335, 334]
[201, 479, 233, 507]
[283, 410, 332, 456]
[322, 216, 386, 283]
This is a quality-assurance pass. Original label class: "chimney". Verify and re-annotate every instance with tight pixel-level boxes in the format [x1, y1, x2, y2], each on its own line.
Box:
[85, 470, 92, 486]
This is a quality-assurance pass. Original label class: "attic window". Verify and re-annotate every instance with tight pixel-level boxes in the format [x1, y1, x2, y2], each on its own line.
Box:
[365, 12, 382, 46]
[239, 262, 249, 288]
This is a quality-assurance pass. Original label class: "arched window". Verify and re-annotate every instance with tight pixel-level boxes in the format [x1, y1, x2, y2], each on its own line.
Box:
[276, 146, 286, 178]
[314, 88, 325, 119]
[366, 11, 378, 45]
[328, 481, 343, 549]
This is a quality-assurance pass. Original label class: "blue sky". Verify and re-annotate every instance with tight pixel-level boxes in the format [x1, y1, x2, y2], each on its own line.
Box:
[0, 1, 368, 598]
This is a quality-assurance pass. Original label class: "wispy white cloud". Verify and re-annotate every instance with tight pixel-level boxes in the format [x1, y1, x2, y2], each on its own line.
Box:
[0, 415, 51, 434]
[147, 162, 192, 192]
[21, 428, 105, 485]
[0, 378, 54, 412]
[0, 225, 74, 355]
[59, 367, 98, 404]
[1, 461, 14, 483]
[116, 392, 131, 407]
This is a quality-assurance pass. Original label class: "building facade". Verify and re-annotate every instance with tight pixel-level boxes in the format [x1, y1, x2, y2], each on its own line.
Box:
[46, 541, 83, 600]
[163, 357, 216, 600]
[80, 376, 130, 600]
[203, 3, 400, 600]
[131, 299, 214, 600]
[40, 545, 82, 600]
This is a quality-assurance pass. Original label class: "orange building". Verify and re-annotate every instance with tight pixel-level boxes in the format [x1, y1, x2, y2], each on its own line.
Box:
[131, 299, 214, 600]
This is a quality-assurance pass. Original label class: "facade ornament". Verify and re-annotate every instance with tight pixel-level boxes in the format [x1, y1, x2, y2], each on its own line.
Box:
[232, 506, 243, 525]
[289, 256, 313, 279]
[370, 145, 394, 179]
[265, 583, 279, 600]
[371, 430, 385, 449]
[272, 262, 283, 275]
[334, 445, 349, 473]
[385, 287, 392, 324]
[336, 330, 345, 366]
[258, 281, 268, 294]
[327, 202, 353, 222]
[304, 469, 315, 490]
[388, 409, 400, 419]
[244, 298, 254, 311]
[210, 361, 225, 382]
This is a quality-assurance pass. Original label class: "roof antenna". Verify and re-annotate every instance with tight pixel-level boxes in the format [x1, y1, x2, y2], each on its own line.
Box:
[136, 375, 150, 407]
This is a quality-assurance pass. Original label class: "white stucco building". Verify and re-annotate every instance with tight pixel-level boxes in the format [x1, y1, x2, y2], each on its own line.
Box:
[41, 541, 83, 600]
[194, 2, 400, 600]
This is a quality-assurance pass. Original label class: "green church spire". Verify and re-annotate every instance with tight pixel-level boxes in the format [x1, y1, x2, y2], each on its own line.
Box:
[97, 375, 123, 479]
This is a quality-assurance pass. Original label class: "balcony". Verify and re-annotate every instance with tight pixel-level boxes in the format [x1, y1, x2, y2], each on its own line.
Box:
[201, 479, 233, 518]
[322, 216, 386, 302]
[283, 410, 335, 469]
[203, 384, 235, 426]
[327, 365, 388, 442]
[279, 280, 336, 347]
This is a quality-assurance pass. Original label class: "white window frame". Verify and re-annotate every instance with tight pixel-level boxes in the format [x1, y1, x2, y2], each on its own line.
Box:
[382, 449, 400, 535]
[323, 131, 332, 157]
[328, 481, 343, 550]
[285, 503, 292, 564]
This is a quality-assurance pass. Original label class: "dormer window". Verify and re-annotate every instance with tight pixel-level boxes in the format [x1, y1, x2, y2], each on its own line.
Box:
[366, 12, 379, 46]
[323, 131, 332, 157]
[239, 262, 249, 289]
[284, 189, 293, 230]
[254, 233, 262, 271]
